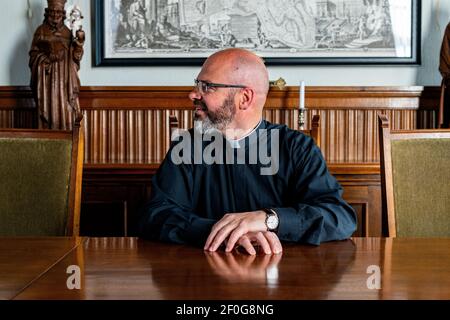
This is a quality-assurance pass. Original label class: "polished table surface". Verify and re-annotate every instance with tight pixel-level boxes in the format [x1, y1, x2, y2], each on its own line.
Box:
[1, 237, 449, 300]
[0, 237, 82, 300]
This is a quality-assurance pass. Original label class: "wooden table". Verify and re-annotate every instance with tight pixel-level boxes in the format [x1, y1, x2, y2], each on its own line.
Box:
[1, 237, 449, 300]
[0, 237, 82, 300]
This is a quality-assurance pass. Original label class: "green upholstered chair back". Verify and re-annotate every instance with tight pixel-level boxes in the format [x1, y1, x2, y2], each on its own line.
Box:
[0, 122, 84, 236]
[391, 139, 450, 237]
[378, 115, 450, 237]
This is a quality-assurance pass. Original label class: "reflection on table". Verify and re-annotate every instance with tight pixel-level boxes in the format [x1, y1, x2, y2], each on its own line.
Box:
[0, 237, 448, 300]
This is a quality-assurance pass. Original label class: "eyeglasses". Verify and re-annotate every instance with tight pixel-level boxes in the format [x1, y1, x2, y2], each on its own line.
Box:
[194, 79, 246, 95]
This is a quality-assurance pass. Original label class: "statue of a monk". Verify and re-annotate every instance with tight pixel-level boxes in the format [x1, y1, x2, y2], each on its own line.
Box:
[29, 0, 85, 130]
[439, 22, 450, 128]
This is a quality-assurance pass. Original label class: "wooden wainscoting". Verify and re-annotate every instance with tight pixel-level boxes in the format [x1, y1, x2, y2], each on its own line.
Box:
[0, 86, 440, 237]
[1, 86, 439, 164]
[79, 86, 437, 164]
[0, 87, 36, 128]
[329, 163, 381, 237]
[81, 164, 157, 236]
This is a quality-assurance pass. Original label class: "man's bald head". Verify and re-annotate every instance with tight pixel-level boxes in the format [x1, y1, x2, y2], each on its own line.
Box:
[202, 48, 269, 108]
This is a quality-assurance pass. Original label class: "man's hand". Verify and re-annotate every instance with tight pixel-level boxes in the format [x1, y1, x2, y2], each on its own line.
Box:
[204, 211, 266, 252]
[204, 211, 282, 254]
[235, 231, 283, 255]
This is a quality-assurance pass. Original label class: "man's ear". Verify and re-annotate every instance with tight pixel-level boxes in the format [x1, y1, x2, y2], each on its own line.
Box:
[238, 88, 255, 110]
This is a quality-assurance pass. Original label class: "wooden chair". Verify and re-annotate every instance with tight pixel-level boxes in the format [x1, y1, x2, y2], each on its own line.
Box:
[300, 115, 321, 149]
[0, 116, 84, 236]
[378, 114, 450, 237]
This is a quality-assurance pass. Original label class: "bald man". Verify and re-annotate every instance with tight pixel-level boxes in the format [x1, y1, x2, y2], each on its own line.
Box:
[139, 49, 356, 255]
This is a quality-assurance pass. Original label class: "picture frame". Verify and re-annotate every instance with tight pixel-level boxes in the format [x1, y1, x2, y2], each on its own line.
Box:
[93, 0, 421, 66]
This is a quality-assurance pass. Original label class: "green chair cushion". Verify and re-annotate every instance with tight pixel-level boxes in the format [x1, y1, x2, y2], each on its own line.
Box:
[391, 139, 450, 237]
[0, 138, 72, 236]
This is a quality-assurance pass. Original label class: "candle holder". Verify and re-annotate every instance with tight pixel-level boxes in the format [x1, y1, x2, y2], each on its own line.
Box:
[269, 77, 286, 90]
[298, 109, 306, 130]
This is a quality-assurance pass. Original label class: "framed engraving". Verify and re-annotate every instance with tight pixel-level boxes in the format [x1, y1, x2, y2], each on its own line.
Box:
[93, 0, 420, 66]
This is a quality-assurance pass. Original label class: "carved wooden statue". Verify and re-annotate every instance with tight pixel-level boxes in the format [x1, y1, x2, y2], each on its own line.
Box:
[439, 22, 450, 128]
[29, 0, 85, 130]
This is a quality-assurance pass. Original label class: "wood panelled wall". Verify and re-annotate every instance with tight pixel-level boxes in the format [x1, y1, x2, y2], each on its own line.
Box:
[80, 86, 437, 164]
[0, 86, 439, 164]
[0, 86, 441, 237]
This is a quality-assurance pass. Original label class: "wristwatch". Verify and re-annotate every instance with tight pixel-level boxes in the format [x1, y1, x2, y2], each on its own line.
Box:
[263, 208, 279, 232]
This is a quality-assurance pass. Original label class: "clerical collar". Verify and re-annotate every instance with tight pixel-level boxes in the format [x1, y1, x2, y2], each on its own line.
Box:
[226, 119, 263, 149]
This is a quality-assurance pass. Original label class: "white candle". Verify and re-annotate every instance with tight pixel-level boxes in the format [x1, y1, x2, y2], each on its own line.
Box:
[299, 81, 305, 110]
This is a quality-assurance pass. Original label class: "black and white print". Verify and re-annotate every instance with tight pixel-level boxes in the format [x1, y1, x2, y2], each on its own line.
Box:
[100, 0, 417, 63]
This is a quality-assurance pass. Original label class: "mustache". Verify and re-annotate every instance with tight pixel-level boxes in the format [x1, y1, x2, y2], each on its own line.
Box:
[193, 99, 208, 111]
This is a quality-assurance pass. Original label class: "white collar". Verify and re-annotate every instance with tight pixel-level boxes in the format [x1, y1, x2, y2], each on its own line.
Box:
[226, 119, 262, 148]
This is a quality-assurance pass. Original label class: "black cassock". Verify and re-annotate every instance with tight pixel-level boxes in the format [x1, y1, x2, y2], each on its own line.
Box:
[139, 120, 357, 246]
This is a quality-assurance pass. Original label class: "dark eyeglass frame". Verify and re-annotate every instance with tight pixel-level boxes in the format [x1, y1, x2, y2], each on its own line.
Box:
[194, 79, 246, 94]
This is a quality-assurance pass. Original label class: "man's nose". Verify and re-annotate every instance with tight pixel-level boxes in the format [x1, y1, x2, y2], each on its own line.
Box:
[188, 88, 201, 101]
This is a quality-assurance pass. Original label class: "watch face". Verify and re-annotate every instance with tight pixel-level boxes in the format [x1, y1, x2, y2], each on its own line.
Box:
[267, 215, 279, 230]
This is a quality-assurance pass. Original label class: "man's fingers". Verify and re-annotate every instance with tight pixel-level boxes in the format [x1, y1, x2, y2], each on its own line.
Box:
[225, 226, 248, 252]
[237, 236, 256, 255]
[255, 232, 272, 254]
[204, 218, 227, 249]
[204, 230, 216, 250]
[204, 215, 233, 250]
[264, 231, 283, 254]
[209, 223, 239, 251]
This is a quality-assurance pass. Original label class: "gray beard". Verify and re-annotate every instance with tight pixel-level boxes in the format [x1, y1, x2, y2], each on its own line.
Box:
[193, 92, 236, 133]
[194, 117, 220, 135]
